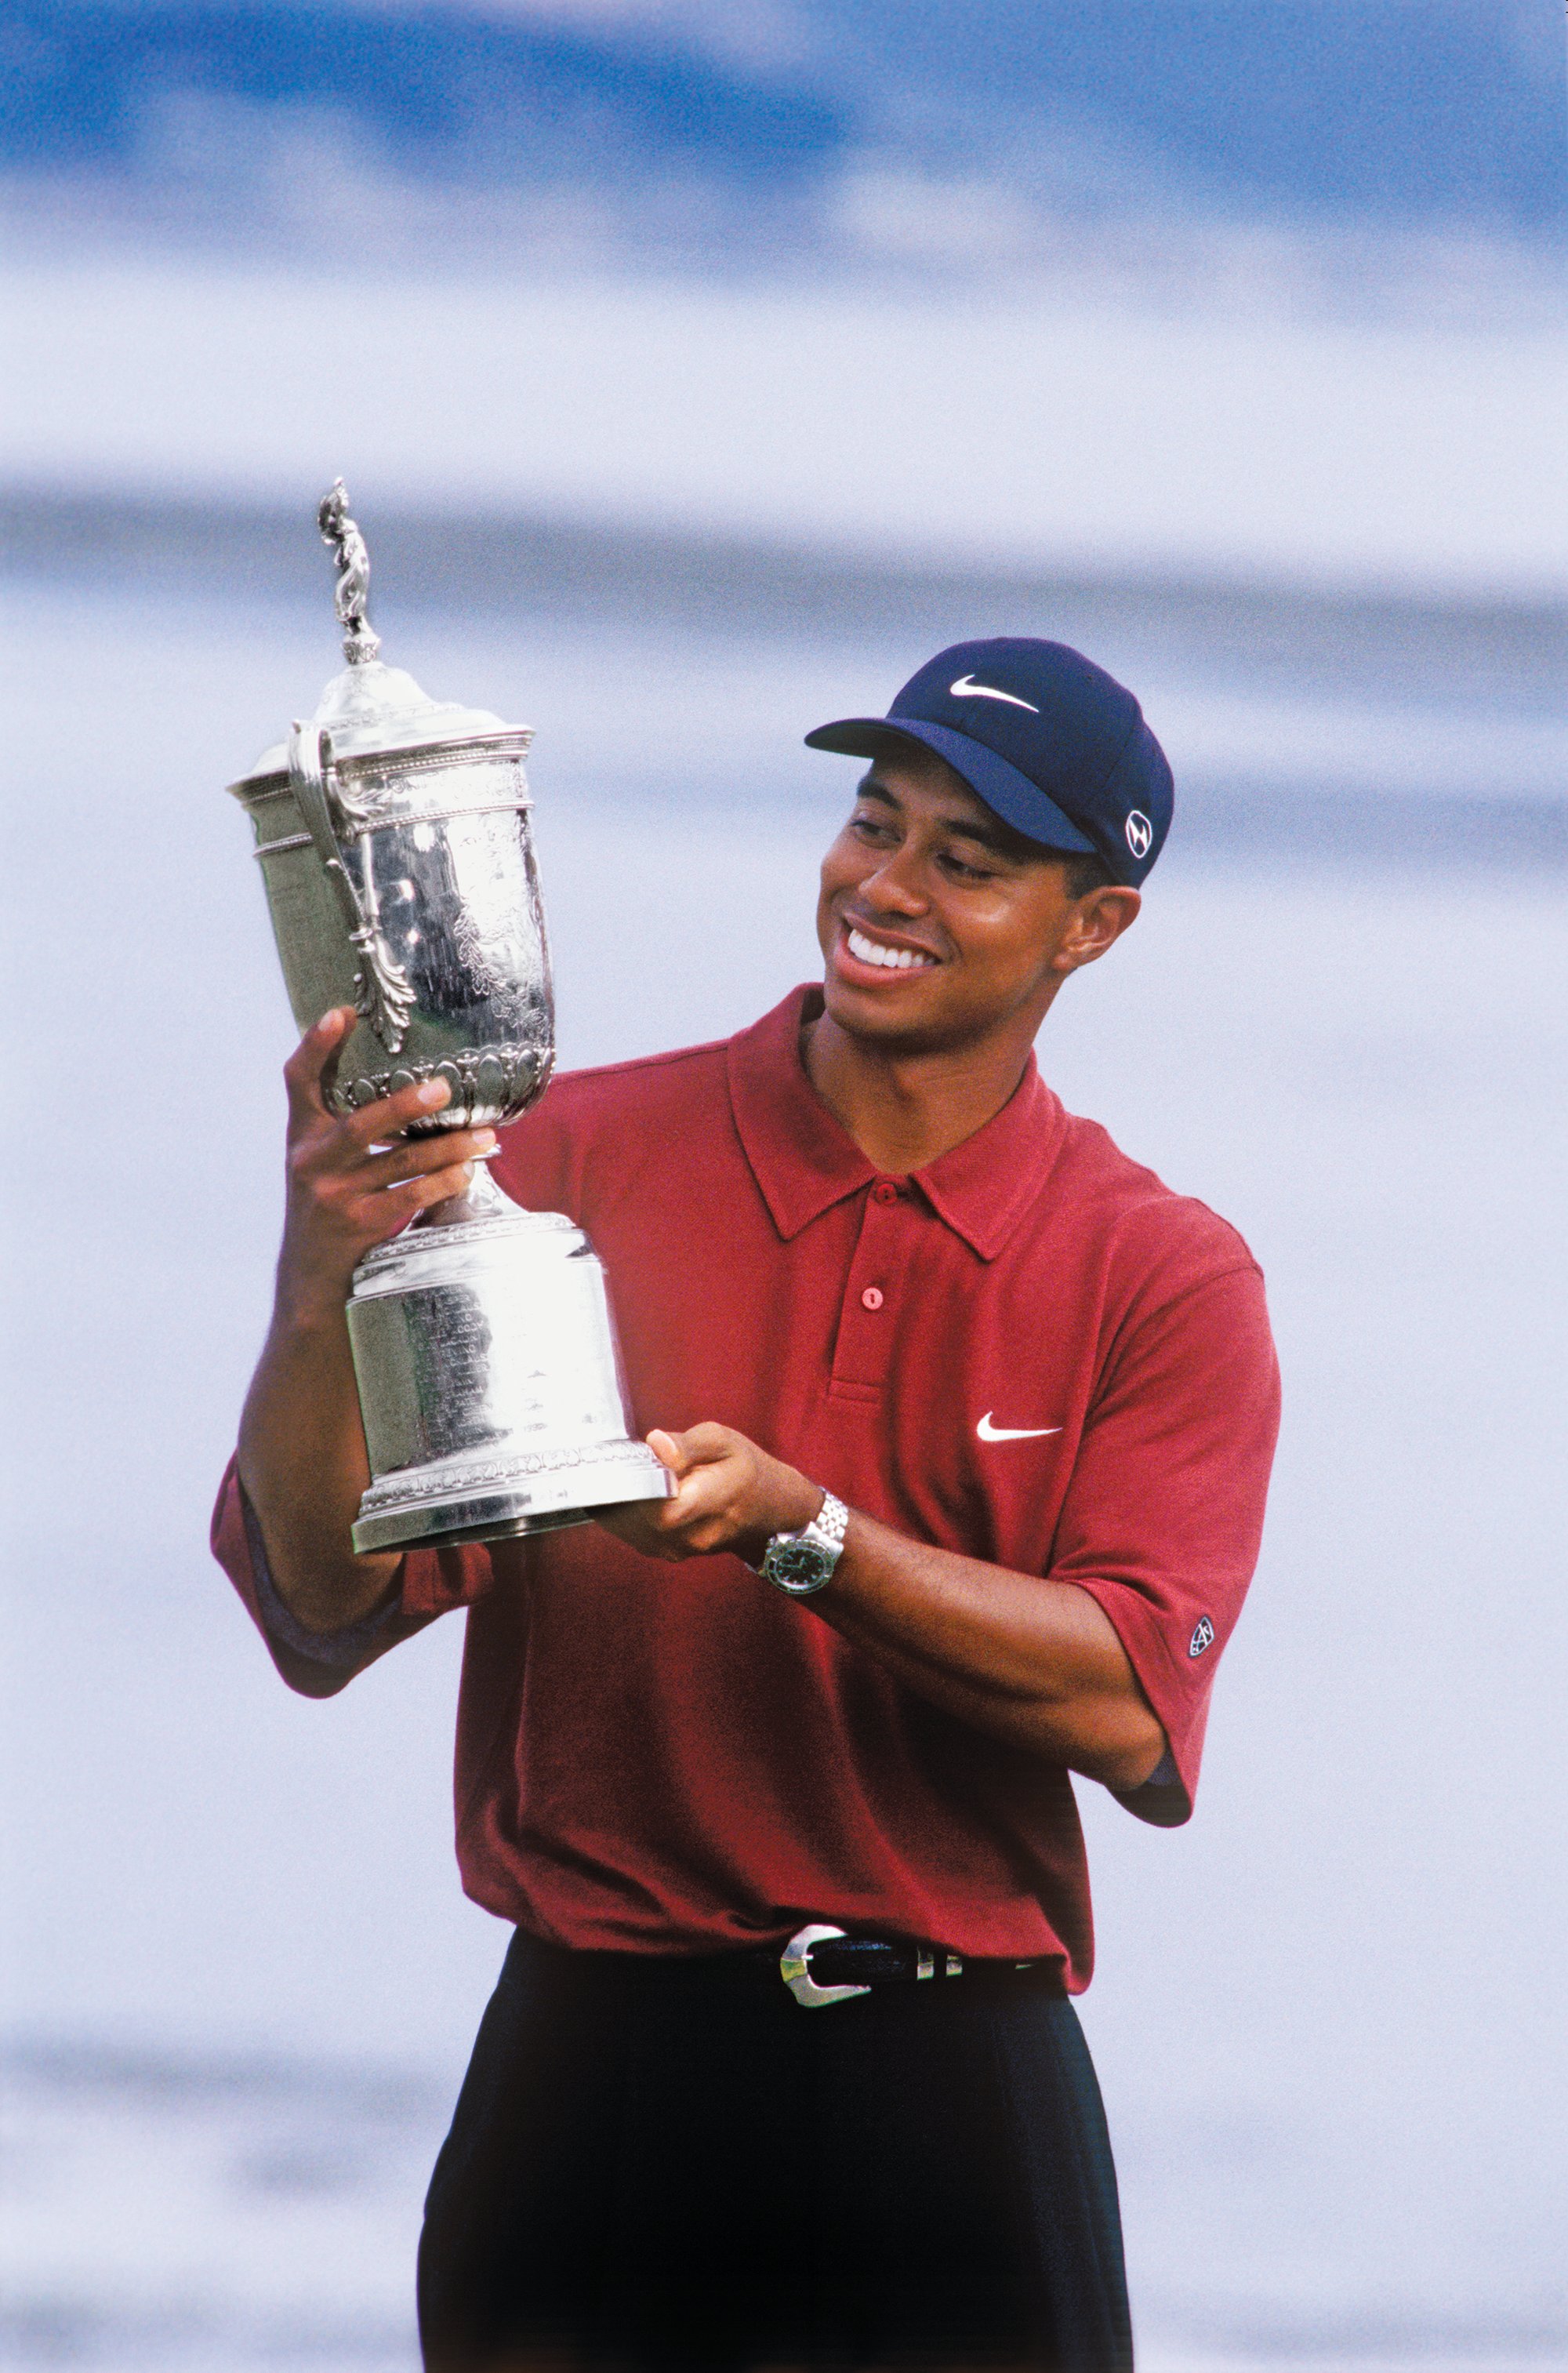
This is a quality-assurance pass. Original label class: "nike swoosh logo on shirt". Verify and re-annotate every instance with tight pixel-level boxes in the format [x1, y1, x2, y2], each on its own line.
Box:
[949, 675, 1040, 712]
[976, 1413, 1063, 1442]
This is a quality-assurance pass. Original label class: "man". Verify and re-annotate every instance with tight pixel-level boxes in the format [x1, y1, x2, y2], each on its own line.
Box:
[214, 638, 1279, 2372]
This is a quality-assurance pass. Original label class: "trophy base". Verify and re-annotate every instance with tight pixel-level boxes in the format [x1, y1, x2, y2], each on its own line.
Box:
[345, 1166, 675, 1559]
[351, 1438, 674, 1556]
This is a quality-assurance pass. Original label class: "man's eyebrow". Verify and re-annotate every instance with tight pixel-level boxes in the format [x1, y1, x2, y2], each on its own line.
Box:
[856, 773, 1021, 856]
[939, 812, 1018, 856]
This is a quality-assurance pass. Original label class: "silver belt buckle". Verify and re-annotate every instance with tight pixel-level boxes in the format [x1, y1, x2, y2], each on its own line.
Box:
[779, 1922, 872, 2009]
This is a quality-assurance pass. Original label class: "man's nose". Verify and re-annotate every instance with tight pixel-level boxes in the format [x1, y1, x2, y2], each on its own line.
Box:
[861, 848, 927, 913]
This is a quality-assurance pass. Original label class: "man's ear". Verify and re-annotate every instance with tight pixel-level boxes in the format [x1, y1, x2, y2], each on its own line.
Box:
[1058, 885, 1141, 973]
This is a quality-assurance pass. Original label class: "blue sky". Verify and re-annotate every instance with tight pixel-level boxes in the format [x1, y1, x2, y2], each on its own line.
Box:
[7, 0, 1564, 245]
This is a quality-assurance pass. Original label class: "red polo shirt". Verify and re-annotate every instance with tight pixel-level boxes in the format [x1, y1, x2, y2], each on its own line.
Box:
[212, 986, 1279, 1989]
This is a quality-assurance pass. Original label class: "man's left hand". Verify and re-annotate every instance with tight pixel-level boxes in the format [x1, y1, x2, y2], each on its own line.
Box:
[597, 1426, 823, 1565]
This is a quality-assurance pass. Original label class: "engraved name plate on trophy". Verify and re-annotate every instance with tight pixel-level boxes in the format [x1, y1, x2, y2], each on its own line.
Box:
[227, 483, 673, 1552]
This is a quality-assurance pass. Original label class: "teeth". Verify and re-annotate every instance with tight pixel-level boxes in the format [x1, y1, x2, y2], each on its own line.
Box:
[847, 926, 934, 972]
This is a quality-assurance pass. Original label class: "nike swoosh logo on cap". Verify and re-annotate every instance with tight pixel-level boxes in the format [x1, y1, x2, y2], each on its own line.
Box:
[949, 675, 1040, 712]
[976, 1413, 1063, 1442]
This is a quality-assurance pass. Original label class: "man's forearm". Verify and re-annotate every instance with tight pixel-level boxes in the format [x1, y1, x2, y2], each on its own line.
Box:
[815, 1510, 1167, 1788]
[237, 1299, 400, 1633]
[600, 1424, 1168, 1790]
[233, 1008, 495, 1635]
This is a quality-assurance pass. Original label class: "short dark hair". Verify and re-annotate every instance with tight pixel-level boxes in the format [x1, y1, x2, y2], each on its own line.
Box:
[1059, 852, 1116, 899]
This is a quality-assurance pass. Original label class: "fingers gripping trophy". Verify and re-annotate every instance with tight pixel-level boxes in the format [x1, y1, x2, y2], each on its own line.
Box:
[228, 482, 673, 1552]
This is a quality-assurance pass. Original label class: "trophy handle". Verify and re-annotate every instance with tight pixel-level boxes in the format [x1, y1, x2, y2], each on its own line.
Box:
[287, 721, 416, 1055]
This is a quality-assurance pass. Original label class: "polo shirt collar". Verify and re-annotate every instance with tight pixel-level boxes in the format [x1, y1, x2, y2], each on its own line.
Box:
[727, 986, 1068, 1261]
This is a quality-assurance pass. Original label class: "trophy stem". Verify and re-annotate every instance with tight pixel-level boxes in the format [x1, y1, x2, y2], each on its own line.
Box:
[412, 1149, 516, 1231]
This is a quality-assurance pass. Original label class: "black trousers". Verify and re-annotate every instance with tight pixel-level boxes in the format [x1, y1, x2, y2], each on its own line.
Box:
[419, 1928, 1133, 2373]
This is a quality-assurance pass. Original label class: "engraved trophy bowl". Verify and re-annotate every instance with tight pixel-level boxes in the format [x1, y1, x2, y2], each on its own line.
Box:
[227, 482, 673, 1553]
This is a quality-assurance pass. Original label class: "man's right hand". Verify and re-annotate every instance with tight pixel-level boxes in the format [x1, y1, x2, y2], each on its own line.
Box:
[277, 1007, 499, 1317]
[238, 1008, 500, 1632]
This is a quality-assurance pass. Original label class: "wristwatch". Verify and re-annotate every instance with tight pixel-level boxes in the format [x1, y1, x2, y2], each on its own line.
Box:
[757, 1490, 850, 1597]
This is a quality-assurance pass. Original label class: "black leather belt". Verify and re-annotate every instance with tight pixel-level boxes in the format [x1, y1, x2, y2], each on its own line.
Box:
[775, 1922, 1058, 2008]
[499, 1924, 1065, 2011]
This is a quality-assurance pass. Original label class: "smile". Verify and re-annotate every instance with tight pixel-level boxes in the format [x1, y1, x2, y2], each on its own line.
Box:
[844, 925, 938, 972]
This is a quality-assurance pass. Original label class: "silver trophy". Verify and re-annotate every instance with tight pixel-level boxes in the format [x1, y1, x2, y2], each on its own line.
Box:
[228, 482, 673, 1554]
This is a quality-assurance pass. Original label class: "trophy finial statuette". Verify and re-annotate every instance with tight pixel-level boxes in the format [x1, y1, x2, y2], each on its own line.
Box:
[318, 478, 382, 665]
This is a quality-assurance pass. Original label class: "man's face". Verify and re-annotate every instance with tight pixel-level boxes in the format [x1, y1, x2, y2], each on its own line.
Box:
[815, 743, 1138, 1055]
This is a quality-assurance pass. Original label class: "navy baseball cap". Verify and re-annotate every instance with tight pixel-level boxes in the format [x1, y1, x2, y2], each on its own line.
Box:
[804, 637, 1173, 886]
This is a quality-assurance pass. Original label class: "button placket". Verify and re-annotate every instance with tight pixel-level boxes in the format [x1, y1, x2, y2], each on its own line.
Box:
[829, 1183, 909, 1397]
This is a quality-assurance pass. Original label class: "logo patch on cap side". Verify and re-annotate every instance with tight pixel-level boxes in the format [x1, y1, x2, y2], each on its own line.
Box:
[1189, 1615, 1216, 1658]
[1125, 810, 1153, 859]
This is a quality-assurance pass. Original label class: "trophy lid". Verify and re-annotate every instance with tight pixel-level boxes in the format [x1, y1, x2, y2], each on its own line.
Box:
[230, 481, 529, 793]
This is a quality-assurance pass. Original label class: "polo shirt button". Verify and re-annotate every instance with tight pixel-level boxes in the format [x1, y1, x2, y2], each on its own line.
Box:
[861, 1285, 884, 1310]
[872, 1180, 898, 1205]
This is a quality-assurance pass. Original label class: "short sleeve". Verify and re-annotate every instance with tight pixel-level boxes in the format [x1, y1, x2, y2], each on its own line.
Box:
[1049, 1262, 1280, 1824]
[209, 1456, 494, 1699]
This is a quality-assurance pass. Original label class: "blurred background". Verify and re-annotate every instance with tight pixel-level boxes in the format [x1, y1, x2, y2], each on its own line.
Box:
[2, 4, 1565, 2368]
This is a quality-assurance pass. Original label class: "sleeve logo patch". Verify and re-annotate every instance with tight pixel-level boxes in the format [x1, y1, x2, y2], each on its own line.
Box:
[1189, 1615, 1216, 1658]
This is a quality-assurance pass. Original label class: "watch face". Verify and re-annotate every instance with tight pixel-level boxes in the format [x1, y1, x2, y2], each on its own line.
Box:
[765, 1539, 832, 1594]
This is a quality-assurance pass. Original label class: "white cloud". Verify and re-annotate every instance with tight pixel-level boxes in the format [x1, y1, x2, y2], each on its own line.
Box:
[7, 254, 1563, 599]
